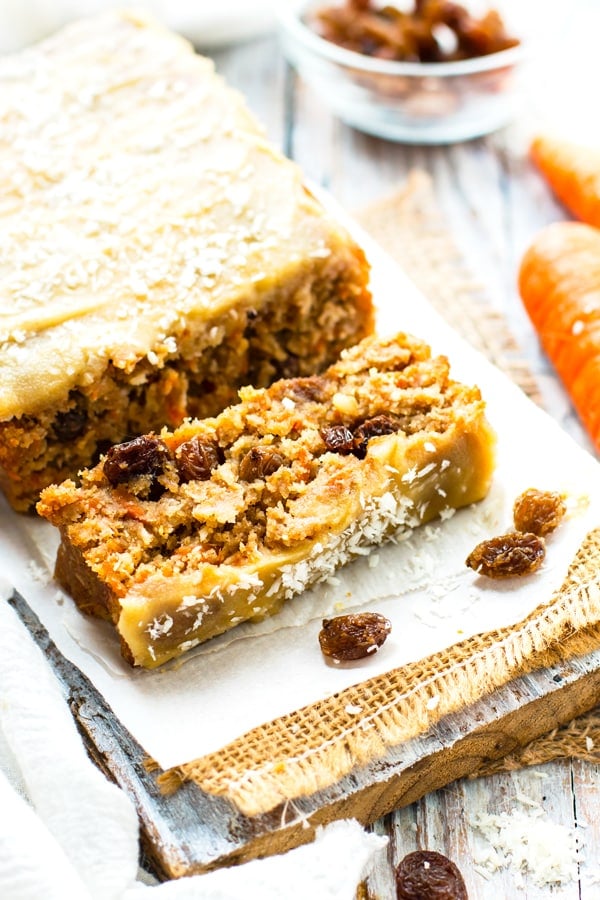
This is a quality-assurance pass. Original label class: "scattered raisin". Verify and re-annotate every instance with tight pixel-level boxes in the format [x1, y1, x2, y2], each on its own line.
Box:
[239, 446, 285, 481]
[52, 393, 88, 442]
[321, 424, 356, 454]
[466, 532, 545, 578]
[176, 436, 221, 483]
[395, 850, 468, 900]
[319, 612, 391, 661]
[103, 435, 170, 486]
[513, 488, 566, 537]
[353, 414, 400, 457]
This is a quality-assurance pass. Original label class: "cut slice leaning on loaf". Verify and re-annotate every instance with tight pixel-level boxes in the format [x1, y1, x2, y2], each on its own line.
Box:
[38, 333, 496, 668]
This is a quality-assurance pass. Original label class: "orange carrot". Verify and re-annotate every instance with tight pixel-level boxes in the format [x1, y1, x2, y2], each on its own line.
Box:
[519, 220, 600, 449]
[531, 134, 600, 228]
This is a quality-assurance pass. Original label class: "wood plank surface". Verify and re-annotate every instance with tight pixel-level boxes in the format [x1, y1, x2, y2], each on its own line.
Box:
[11, 582, 600, 885]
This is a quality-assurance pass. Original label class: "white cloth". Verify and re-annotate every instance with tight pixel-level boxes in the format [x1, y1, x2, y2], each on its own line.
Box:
[0, 1, 281, 53]
[0, 584, 387, 900]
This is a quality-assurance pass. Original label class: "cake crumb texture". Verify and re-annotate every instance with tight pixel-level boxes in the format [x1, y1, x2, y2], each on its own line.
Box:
[38, 332, 496, 668]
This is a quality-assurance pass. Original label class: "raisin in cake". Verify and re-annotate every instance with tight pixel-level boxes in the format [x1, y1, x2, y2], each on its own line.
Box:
[38, 333, 496, 668]
[0, 10, 372, 511]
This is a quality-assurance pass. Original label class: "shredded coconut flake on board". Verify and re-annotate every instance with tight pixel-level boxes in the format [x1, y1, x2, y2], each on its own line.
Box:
[472, 808, 580, 887]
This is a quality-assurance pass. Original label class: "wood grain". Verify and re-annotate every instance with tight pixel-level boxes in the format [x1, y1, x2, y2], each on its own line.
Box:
[11, 587, 600, 882]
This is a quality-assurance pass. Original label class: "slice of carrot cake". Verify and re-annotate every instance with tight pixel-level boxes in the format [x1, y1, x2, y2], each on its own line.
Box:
[0, 10, 371, 511]
[38, 332, 496, 668]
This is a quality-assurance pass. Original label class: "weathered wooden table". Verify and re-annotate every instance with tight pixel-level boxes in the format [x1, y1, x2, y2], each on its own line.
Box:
[207, 11, 600, 897]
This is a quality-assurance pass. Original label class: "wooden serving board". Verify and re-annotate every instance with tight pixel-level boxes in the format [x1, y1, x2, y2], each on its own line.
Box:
[11, 587, 600, 879]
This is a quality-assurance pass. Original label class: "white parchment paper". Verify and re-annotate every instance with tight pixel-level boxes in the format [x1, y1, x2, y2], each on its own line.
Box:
[1, 234, 599, 770]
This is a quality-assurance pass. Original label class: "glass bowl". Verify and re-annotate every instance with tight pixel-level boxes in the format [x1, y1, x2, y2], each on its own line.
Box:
[278, 1, 529, 144]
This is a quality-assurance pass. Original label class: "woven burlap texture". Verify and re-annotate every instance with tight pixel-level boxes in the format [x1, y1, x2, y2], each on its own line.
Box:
[159, 172, 600, 816]
[163, 530, 600, 815]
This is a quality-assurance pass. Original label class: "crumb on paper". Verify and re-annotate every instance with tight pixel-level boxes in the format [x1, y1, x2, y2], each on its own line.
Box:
[565, 492, 590, 517]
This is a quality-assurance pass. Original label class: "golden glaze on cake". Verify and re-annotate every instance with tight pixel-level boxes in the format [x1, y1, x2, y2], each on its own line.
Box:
[38, 333, 496, 668]
[0, 11, 372, 510]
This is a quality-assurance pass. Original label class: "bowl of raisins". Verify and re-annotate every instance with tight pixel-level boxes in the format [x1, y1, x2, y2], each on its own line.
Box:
[278, 0, 530, 143]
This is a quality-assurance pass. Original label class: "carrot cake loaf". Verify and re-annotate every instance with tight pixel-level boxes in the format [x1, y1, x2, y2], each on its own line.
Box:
[38, 332, 496, 668]
[0, 11, 372, 512]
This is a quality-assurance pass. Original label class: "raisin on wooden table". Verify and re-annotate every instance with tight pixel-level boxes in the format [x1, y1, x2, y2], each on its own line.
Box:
[513, 488, 566, 537]
[466, 531, 545, 578]
[395, 849, 468, 900]
[319, 612, 391, 661]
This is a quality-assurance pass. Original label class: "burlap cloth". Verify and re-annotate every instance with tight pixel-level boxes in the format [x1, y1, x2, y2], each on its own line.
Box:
[160, 172, 600, 815]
